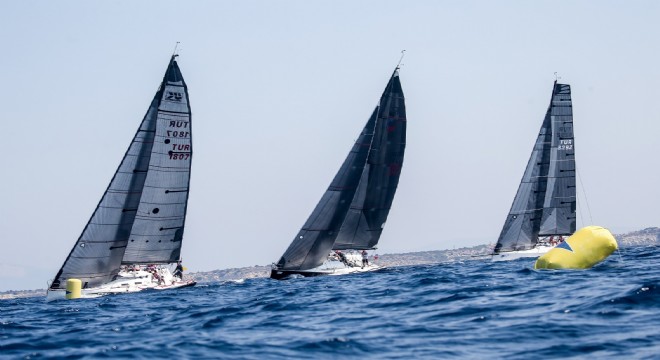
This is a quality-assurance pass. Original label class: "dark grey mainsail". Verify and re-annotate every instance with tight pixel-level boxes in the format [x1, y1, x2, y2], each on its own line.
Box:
[333, 71, 406, 250]
[538, 84, 576, 236]
[494, 82, 575, 253]
[275, 69, 405, 271]
[121, 58, 192, 264]
[50, 56, 192, 290]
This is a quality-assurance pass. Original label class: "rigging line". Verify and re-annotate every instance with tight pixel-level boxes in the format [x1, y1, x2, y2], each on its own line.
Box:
[172, 41, 180, 57]
[576, 185, 586, 229]
[397, 50, 406, 69]
[576, 165, 594, 224]
[614, 247, 625, 265]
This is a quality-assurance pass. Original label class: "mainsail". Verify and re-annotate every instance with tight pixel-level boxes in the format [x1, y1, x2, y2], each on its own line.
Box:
[50, 56, 192, 290]
[276, 69, 406, 271]
[333, 70, 406, 250]
[494, 82, 575, 253]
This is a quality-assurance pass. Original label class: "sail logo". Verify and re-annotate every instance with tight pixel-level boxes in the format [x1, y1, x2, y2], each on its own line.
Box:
[168, 121, 189, 128]
[166, 91, 183, 102]
[558, 139, 573, 151]
[171, 144, 191, 151]
[388, 163, 402, 176]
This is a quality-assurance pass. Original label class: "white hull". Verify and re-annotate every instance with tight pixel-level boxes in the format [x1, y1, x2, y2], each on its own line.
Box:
[271, 262, 382, 279]
[491, 245, 554, 262]
[46, 266, 195, 301]
[315, 262, 382, 276]
[271, 250, 382, 279]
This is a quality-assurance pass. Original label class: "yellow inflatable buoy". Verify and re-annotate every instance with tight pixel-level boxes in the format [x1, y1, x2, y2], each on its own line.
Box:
[66, 279, 82, 300]
[534, 226, 618, 270]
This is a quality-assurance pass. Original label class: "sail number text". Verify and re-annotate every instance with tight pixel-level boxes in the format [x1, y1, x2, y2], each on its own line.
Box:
[167, 131, 190, 138]
[166, 120, 190, 160]
[167, 121, 189, 138]
[169, 152, 191, 160]
[558, 139, 573, 150]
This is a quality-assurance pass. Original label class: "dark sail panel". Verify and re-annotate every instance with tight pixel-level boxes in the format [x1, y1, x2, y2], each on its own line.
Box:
[276, 110, 377, 270]
[539, 84, 576, 236]
[122, 59, 193, 264]
[333, 71, 406, 250]
[50, 102, 159, 290]
[50, 57, 190, 290]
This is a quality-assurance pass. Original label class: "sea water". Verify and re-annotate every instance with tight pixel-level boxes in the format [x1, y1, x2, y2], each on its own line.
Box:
[1, 245, 659, 359]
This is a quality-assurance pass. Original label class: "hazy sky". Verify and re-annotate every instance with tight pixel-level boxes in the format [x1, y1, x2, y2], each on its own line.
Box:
[1, 1, 659, 291]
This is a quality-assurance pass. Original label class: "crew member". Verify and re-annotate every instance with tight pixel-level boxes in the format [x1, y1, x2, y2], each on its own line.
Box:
[335, 250, 348, 265]
[173, 260, 184, 280]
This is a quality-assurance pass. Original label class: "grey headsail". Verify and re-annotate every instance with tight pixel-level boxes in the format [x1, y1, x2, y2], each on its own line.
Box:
[333, 70, 406, 250]
[494, 82, 575, 254]
[275, 109, 377, 270]
[50, 56, 192, 290]
[275, 69, 405, 270]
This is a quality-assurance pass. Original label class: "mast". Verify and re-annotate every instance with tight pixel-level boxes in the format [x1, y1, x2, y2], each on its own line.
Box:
[50, 56, 191, 290]
[494, 82, 572, 253]
[332, 68, 406, 250]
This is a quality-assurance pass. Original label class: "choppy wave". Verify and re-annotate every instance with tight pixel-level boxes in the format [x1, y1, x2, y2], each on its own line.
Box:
[1, 245, 659, 359]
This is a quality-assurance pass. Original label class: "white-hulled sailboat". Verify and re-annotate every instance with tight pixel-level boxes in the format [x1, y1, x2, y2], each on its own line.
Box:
[47, 54, 195, 300]
[492, 81, 576, 261]
[270, 66, 407, 279]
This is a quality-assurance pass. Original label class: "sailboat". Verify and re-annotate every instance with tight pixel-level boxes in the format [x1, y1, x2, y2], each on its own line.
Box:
[270, 67, 406, 279]
[492, 81, 576, 261]
[47, 55, 196, 300]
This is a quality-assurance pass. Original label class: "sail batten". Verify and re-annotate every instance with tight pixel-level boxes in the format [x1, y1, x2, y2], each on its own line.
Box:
[494, 82, 576, 254]
[50, 56, 192, 290]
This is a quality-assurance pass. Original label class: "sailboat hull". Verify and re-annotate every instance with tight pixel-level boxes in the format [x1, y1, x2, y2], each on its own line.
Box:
[270, 263, 382, 280]
[46, 280, 197, 301]
[46, 268, 196, 301]
[491, 245, 554, 262]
